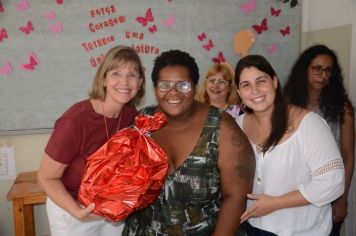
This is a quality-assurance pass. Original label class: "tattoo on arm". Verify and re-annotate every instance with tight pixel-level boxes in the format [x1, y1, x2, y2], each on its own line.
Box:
[231, 131, 255, 185]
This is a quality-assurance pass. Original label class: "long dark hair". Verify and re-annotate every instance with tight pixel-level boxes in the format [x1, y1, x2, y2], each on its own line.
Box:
[235, 55, 288, 153]
[284, 44, 349, 123]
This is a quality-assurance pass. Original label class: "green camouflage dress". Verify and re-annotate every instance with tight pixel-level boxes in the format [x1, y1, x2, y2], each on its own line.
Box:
[123, 105, 247, 236]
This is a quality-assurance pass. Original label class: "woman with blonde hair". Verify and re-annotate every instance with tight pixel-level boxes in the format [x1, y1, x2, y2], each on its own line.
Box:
[196, 63, 242, 119]
[37, 46, 145, 236]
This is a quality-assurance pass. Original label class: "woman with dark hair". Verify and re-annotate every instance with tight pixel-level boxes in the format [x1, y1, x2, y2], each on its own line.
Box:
[284, 44, 355, 236]
[123, 49, 255, 236]
[235, 55, 345, 235]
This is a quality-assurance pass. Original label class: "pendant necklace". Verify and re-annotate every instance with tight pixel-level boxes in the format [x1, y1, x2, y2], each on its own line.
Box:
[101, 102, 122, 141]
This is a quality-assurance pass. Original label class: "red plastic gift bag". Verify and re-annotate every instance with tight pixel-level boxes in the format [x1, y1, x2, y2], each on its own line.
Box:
[78, 112, 168, 221]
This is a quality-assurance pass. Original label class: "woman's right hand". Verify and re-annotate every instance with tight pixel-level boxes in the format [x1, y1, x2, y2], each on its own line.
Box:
[74, 203, 102, 221]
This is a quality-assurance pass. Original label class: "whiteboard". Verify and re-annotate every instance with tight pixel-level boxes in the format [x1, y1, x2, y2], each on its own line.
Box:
[0, 0, 301, 134]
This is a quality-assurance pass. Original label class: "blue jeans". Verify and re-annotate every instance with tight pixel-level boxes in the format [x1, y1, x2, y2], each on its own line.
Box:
[244, 222, 277, 236]
[328, 221, 343, 236]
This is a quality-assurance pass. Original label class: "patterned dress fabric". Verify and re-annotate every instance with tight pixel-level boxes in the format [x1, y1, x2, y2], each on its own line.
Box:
[123, 105, 223, 236]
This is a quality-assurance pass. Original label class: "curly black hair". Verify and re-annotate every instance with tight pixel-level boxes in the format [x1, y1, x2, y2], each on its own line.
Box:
[284, 44, 350, 123]
[151, 49, 200, 86]
[235, 55, 288, 154]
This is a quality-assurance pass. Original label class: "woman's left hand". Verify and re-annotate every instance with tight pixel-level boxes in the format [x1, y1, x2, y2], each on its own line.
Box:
[240, 193, 279, 223]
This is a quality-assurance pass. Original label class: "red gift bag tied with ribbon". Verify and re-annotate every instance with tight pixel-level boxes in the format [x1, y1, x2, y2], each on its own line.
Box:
[78, 112, 168, 221]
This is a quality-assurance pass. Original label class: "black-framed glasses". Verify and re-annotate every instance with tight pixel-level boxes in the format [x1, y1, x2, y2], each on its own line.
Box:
[157, 80, 192, 93]
[311, 65, 332, 76]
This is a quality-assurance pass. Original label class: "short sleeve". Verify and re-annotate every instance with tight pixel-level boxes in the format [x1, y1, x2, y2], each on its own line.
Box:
[297, 112, 344, 207]
[45, 114, 81, 164]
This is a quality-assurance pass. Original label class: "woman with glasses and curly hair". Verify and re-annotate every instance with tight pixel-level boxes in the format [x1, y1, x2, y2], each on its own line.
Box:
[123, 49, 255, 236]
[284, 44, 355, 236]
[196, 63, 242, 119]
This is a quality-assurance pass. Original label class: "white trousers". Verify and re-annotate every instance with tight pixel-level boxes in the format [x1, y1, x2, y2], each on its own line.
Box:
[46, 197, 124, 236]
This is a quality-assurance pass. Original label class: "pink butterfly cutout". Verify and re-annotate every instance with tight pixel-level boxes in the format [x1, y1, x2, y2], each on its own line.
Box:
[148, 24, 157, 33]
[212, 52, 225, 64]
[0, 62, 12, 76]
[202, 39, 214, 51]
[56, 0, 63, 5]
[271, 7, 281, 17]
[14, 0, 29, 12]
[197, 32, 206, 41]
[45, 10, 56, 20]
[19, 21, 34, 35]
[280, 26, 290, 36]
[252, 18, 268, 34]
[267, 43, 278, 54]
[0, 28, 8, 42]
[240, 0, 256, 16]
[49, 21, 63, 33]
[0, 1, 4, 13]
[136, 8, 154, 27]
[20, 52, 39, 71]
[163, 15, 175, 28]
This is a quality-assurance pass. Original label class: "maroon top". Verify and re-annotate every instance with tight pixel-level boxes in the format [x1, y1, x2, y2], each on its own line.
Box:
[45, 99, 137, 200]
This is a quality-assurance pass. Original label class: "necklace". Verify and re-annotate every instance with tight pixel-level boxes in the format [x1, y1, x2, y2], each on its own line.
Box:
[101, 102, 122, 141]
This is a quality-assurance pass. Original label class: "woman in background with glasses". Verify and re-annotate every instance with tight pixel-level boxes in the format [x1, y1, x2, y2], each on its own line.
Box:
[196, 63, 242, 119]
[284, 44, 355, 236]
[123, 49, 255, 236]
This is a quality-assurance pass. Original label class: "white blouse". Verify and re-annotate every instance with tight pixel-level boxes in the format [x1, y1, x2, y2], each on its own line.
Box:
[237, 112, 344, 236]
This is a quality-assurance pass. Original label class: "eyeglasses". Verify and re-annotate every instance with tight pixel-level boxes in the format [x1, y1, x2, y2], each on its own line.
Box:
[107, 71, 141, 81]
[207, 77, 229, 86]
[311, 65, 332, 76]
[157, 80, 192, 94]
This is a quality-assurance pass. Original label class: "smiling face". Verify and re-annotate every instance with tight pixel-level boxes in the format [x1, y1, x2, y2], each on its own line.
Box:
[307, 54, 333, 92]
[206, 72, 231, 104]
[155, 66, 195, 119]
[237, 66, 277, 114]
[104, 62, 142, 106]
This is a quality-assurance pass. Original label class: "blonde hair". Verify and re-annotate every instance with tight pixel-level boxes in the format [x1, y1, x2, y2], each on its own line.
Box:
[196, 63, 239, 104]
[89, 46, 145, 105]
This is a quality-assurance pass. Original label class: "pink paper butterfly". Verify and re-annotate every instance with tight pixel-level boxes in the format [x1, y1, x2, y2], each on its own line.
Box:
[163, 15, 175, 28]
[20, 52, 39, 71]
[148, 24, 157, 33]
[14, 0, 29, 12]
[252, 18, 268, 34]
[0, 1, 4, 13]
[202, 39, 214, 51]
[136, 8, 154, 27]
[49, 21, 63, 33]
[212, 52, 225, 64]
[20, 21, 34, 35]
[267, 43, 278, 54]
[280, 26, 290, 36]
[56, 0, 63, 5]
[240, 0, 255, 16]
[45, 10, 56, 20]
[197, 32, 206, 41]
[0, 28, 8, 42]
[0, 62, 12, 76]
[271, 7, 281, 17]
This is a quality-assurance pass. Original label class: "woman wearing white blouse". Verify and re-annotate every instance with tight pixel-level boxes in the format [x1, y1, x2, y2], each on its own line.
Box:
[234, 55, 345, 236]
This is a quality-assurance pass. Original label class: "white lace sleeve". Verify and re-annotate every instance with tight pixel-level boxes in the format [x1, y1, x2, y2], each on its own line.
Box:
[297, 113, 344, 207]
